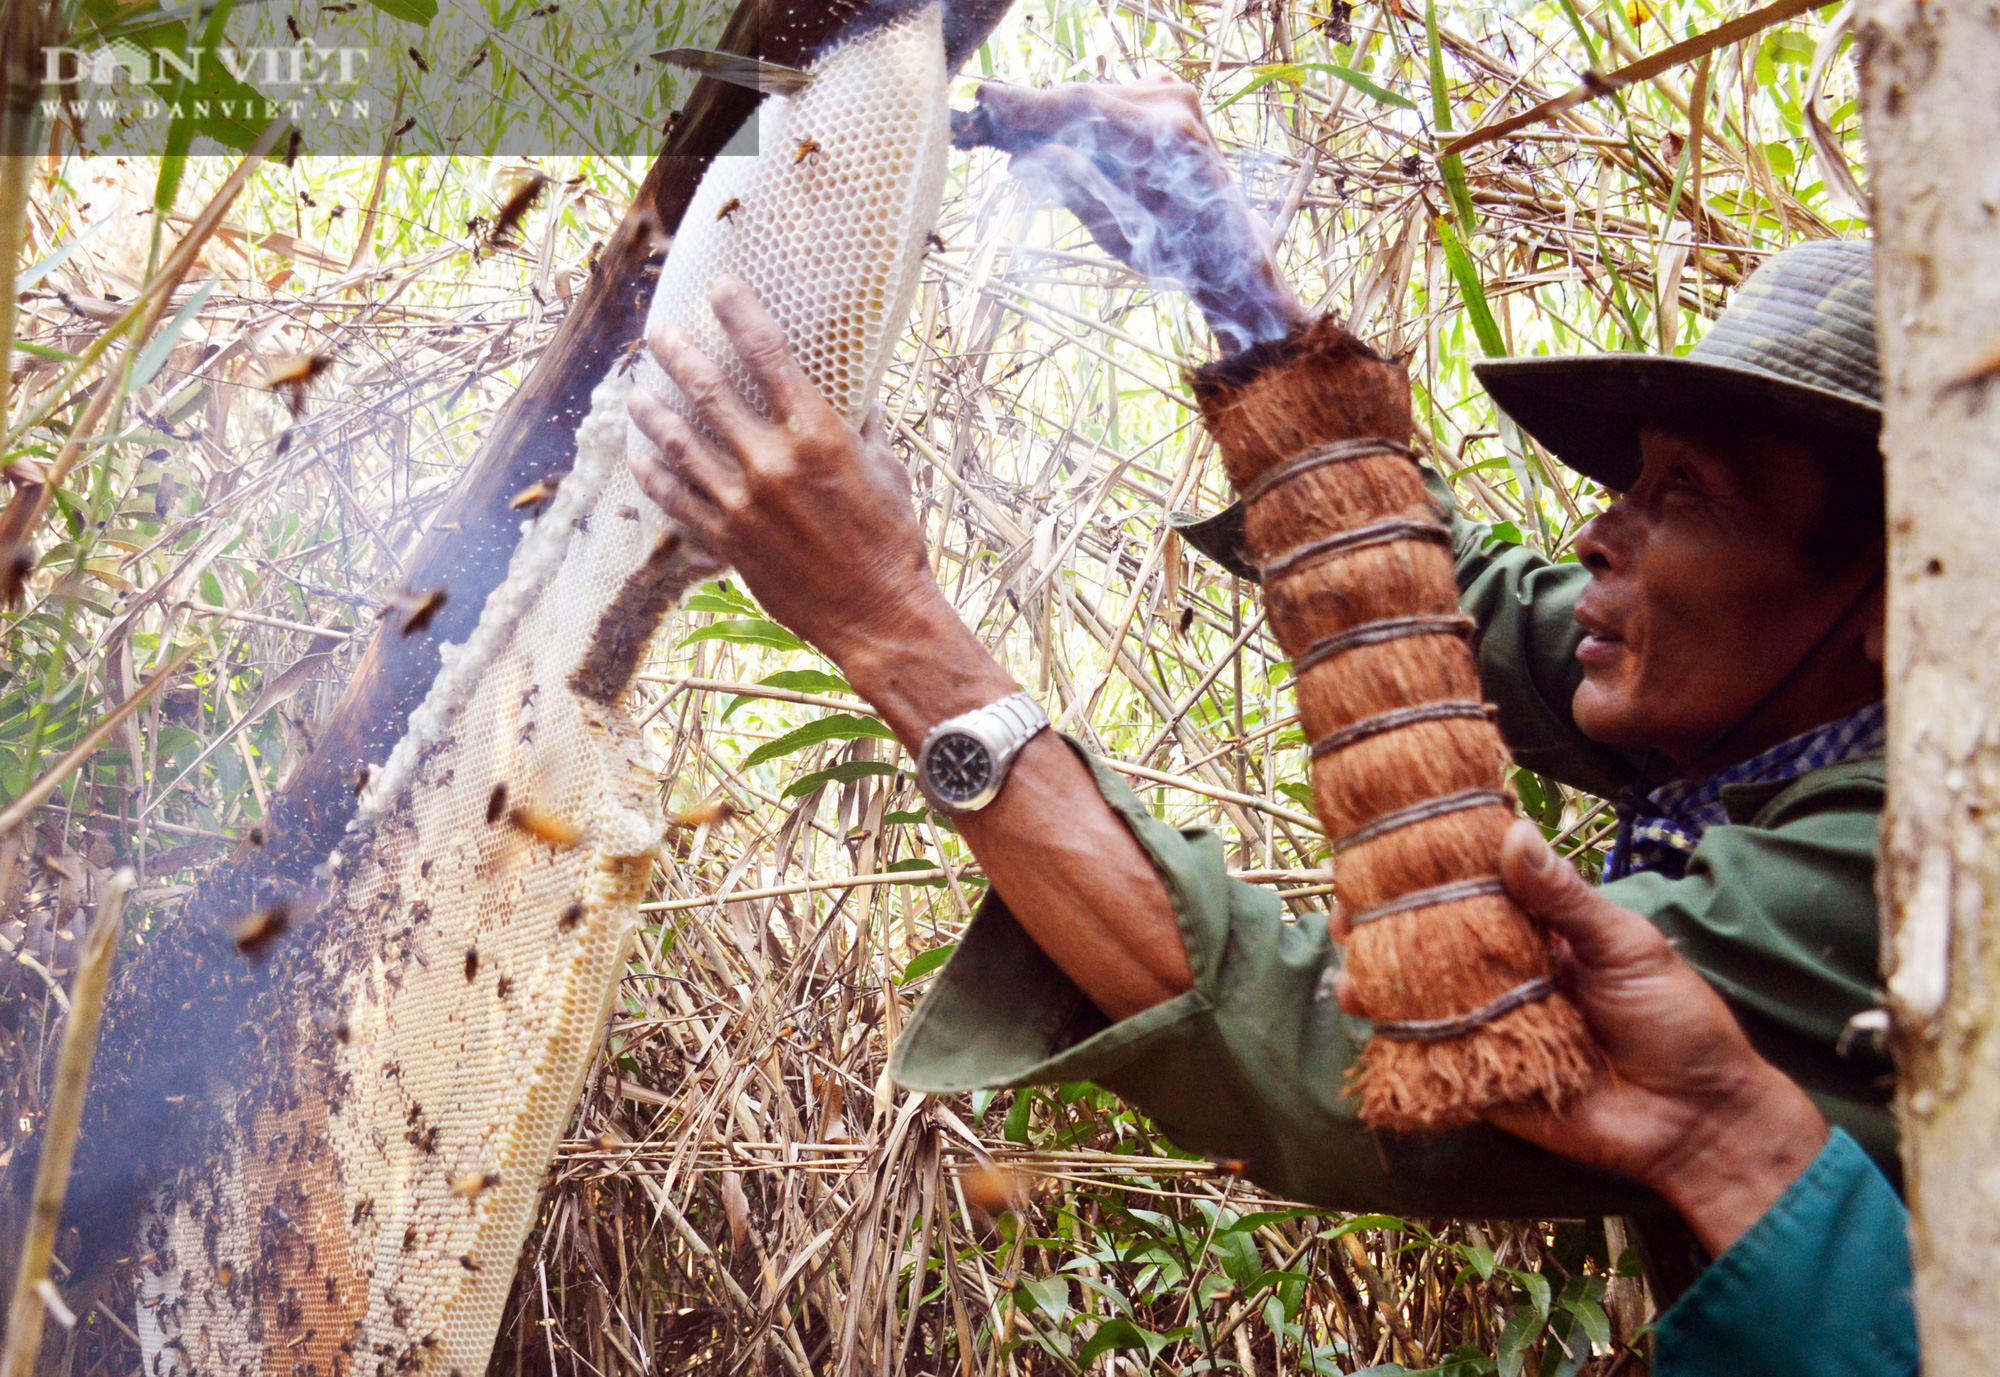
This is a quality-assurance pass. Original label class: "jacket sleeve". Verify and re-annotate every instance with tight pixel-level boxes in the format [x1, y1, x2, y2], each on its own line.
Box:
[890, 743, 1658, 1220]
[1652, 1128, 1917, 1377]
[1604, 760, 1897, 1177]
[891, 743, 1898, 1208]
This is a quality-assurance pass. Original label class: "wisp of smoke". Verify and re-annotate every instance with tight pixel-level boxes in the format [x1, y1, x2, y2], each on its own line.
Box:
[954, 81, 1297, 353]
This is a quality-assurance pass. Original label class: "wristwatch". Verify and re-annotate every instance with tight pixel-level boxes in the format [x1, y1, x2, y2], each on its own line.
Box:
[914, 691, 1050, 816]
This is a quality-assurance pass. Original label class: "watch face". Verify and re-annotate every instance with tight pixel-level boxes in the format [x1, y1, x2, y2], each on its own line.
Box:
[927, 732, 994, 804]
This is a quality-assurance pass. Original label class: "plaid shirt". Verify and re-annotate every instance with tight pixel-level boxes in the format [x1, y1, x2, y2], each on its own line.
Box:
[1606, 700, 1886, 882]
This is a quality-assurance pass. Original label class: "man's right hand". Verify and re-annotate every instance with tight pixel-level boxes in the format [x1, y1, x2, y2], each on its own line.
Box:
[960, 79, 1303, 351]
[1331, 820, 1829, 1257]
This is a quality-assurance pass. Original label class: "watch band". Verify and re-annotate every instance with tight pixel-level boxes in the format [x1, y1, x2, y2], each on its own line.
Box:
[915, 690, 1049, 816]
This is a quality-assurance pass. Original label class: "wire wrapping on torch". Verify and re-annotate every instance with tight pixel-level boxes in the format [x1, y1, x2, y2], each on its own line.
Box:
[1292, 613, 1477, 678]
[1258, 517, 1451, 584]
[1329, 786, 1515, 856]
[1344, 875, 1509, 929]
[1369, 976, 1560, 1043]
[1237, 436, 1417, 506]
[1309, 701, 1496, 758]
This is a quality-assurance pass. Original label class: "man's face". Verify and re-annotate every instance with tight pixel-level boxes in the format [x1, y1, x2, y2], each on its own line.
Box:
[1569, 424, 1879, 767]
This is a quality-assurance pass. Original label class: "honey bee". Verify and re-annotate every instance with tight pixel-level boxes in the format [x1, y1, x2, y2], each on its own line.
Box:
[485, 781, 509, 824]
[384, 586, 447, 637]
[559, 901, 584, 931]
[715, 197, 743, 222]
[509, 478, 559, 513]
[792, 137, 823, 165]
[958, 1164, 1031, 1218]
[508, 805, 581, 848]
[261, 353, 335, 417]
[0, 543, 31, 609]
[216, 1262, 234, 1286]
[671, 798, 742, 829]
[451, 1171, 502, 1198]
[487, 173, 548, 250]
[459, 1255, 480, 1271]
[495, 974, 513, 999]
[283, 125, 303, 165]
[519, 683, 540, 708]
[463, 947, 478, 982]
[233, 906, 290, 958]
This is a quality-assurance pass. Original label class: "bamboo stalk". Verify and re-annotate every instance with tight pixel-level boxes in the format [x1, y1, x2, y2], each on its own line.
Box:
[0, 868, 131, 1377]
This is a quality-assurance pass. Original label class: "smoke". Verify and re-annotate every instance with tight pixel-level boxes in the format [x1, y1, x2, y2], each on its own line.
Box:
[954, 83, 1299, 354]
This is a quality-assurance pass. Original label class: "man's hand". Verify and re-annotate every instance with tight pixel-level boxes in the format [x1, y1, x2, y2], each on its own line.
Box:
[961, 79, 1302, 352]
[1333, 820, 1828, 1256]
[627, 276, 945, 673]
[627, 277, 1196, 1021]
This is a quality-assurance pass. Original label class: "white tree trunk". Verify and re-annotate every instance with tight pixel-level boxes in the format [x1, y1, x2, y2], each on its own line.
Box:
[1861, 2, 2000, 1368]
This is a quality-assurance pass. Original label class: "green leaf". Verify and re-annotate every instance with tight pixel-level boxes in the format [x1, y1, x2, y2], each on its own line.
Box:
[739, 714, 895, 771]
[680, 617, 809, 654]
[1218, 61, 1415, 111]
[1560, 1295, 1611, 1351]
[897, 943, 957, 984]
[1018, 1274, 1069, 1325]
[18, 216, 111, 293]
[758, 668, 851, 695]
[723, 667, 854, 721]
[1319, 1214, 1414, 1241]
[367, 0, 437, 22]
[1457, 1243, 1497, 1281]
[1506, 1267, 1552, 1318]
[1077, 1319, 1169, 1367]
[883, 855, 946, 888]
[684, 583, 762, 616]
[1436, 216, 1505, 357]
[1002, 1088, 1037, 1144]
[132, 277, 217, 391]
[1424, 0, 1477, 233]
[1496, 1305, 1545, 1377]
[779, 758, 897, 798]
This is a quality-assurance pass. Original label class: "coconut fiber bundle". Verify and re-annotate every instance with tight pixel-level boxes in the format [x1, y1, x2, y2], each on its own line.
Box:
[1189, 319, 1596, 1131]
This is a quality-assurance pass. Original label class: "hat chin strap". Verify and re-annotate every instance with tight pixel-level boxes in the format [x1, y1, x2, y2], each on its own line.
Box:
[1607, 565, 1884, 868]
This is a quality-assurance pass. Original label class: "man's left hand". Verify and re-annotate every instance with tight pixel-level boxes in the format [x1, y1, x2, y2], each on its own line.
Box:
[626, 276, 943, 671]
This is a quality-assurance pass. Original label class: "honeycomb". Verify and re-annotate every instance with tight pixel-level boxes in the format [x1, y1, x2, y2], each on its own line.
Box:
[132, 8, 950, 1375]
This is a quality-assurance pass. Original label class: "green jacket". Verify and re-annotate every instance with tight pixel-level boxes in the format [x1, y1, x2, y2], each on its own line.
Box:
[890, 509, 1894, 1217]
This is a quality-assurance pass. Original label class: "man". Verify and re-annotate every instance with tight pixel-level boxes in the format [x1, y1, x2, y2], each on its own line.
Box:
[624, 80, 1907, 1367]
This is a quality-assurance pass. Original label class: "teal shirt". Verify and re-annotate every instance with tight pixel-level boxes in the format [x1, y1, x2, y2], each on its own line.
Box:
[892, 503, 1896, 1213]
[1654, 1128, 1915, 1377]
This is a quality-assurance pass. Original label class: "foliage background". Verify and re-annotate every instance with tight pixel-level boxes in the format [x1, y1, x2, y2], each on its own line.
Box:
[0, 0, 1864, 1371]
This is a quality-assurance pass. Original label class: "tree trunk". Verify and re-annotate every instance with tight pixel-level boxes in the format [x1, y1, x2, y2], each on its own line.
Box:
[1860, 3, 2000, 1368]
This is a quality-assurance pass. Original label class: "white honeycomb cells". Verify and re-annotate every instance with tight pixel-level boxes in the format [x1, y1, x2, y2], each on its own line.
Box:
[629, 0, 950, 438]
[137, 6, 952, 1375]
